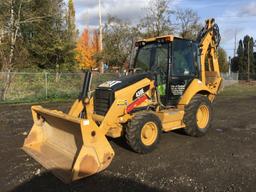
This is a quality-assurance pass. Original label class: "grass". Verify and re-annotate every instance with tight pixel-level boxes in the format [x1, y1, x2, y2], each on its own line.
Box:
[0, 97, 74, 105]
[1, 73, 255, 105]
[220, 82, 256, 97]
[0, 72, 119, 104]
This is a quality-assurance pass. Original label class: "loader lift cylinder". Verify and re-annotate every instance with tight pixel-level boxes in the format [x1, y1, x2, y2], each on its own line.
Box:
[79, 71, 92, 101]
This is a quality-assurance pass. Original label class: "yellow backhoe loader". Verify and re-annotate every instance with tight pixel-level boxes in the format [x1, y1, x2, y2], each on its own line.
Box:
[23, 18, 222, 183]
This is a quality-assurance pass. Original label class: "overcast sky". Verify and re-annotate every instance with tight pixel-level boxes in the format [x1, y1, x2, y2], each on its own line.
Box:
[72, 0, 256, 57]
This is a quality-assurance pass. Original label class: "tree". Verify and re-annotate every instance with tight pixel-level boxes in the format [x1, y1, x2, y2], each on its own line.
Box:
[235, 36, 255, 79]
[140, 0, 173, 38]
[231, 56, 239, 72]
[98, 16, 140, 67]
[175, 8, 202, 40]
[242, 35, 254, 79]
[218, 47, 229, 72]
[237, 39, 244, 75]
[75, 28, 98, 69]
[22, 0, 77, 71]
[0, 0, 34, 100]
[0, 0, 78, 100]
[254, 52, 256, 72]
[0, 0, 24, 72]
[92, 30, 99, 55]
[67, 0, 77, 42]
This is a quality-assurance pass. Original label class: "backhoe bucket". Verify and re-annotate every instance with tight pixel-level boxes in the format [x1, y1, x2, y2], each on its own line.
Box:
[22, 106, 114, 183]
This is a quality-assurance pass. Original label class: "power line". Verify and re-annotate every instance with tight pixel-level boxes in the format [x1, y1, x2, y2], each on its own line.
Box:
[234, 30, 237, 57]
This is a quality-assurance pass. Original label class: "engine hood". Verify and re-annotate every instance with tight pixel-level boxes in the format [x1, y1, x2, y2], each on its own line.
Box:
[97, 72, 154, 92]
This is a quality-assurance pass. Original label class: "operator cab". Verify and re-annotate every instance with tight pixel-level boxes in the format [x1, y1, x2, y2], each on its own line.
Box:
[134, 36, 200, 106]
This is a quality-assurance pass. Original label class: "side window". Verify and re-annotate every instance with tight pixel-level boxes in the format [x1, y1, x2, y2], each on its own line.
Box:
[134, 42, 168, 77]
[135, 47, 151, 71]
[172, 39, 195, 76]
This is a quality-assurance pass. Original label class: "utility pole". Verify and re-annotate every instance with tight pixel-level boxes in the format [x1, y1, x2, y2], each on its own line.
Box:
[85, 11, 89, 29]
[233, 30, 237, 58]
[98, 0, 104, 73]
[253, 41, 256, 80]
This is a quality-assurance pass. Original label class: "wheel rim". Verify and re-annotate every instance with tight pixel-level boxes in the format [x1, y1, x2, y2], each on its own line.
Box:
[141, 122, 158, 146]
[196, 104, 210, 129]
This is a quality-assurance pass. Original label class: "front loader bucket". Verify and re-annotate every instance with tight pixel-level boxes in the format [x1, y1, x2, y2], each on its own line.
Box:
[22, 106, 114, 183]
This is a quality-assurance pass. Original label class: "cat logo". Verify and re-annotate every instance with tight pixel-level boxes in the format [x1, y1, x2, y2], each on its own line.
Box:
[133, 85, 150, 100]
[136, 89, 144, 98]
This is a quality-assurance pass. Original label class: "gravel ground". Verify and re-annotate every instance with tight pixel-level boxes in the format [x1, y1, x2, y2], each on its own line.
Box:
[0, 95, 256, 192]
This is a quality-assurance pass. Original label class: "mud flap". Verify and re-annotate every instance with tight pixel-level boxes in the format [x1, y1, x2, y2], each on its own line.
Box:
[22, 106, 114, 183]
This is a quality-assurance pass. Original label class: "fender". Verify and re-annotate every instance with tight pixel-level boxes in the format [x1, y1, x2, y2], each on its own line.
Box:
[178, 79, 213, 105]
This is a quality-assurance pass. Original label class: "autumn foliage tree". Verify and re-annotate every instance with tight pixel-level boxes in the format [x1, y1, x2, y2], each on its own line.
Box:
[76, 28, 99, 69]
[92, 30, 99, 54]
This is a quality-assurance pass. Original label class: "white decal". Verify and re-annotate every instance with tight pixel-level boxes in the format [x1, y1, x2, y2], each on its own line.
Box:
[99, 81, 122, 88]
[171, 85, 185, 96]
[83, 120, 90, 126]
[136, 89, 144, 98]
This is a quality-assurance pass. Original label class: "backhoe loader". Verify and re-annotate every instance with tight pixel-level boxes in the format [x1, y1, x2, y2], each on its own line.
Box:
[23, 18, 222, 183]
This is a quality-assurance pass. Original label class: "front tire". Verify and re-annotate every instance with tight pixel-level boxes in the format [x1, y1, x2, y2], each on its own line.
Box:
[184, 94, 212, 137]
[125, 112, 161, 154]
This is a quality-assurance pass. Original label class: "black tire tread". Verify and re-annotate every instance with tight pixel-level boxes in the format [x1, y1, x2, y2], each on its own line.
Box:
[184, 94, 212, 137]
[125, 112, 161, 154]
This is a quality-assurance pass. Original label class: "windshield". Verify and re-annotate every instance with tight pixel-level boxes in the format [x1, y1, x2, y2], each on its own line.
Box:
[134, 43, 168, 72]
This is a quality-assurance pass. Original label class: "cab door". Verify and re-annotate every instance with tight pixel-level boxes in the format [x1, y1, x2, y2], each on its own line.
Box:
[167, 38, 197, 106]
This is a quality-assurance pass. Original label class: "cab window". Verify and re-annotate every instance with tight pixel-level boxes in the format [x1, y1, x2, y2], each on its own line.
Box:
[135, 42, 168, 73]
[172, 39, 196, 76]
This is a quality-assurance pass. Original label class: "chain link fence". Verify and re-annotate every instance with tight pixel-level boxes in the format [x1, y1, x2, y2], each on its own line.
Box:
[0, 72, 120, 103]
[238, 73, 256, 81]
[221, 72, 239, 88]
[0, 71, 249, 103]
[219, 72, 256, 96]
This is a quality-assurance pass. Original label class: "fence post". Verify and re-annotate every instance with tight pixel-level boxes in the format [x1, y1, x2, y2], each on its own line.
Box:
[45, 72, 48, 99]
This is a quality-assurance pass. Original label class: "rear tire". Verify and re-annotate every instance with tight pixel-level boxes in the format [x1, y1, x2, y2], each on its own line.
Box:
[125, 112, 161, 154]
[184, 94, 212, 137]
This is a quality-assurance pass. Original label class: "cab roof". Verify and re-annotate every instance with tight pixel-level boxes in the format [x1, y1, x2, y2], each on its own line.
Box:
[136, 35, 174, 44]
[135, 35, 193, 47]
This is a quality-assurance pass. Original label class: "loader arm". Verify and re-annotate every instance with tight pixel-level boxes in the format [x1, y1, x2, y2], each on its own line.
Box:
[68, 71, 93, 118]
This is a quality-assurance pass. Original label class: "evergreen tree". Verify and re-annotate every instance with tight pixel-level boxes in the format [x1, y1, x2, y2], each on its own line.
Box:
[249, 37, 255, 74]
[231, 56, 239, 72]
[67, 0, 77, 42]
[237, 40, 244, 75]
[254, 52, 256, 72]
[22, 0, 76, 71]
[243, 35, 254, 79]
